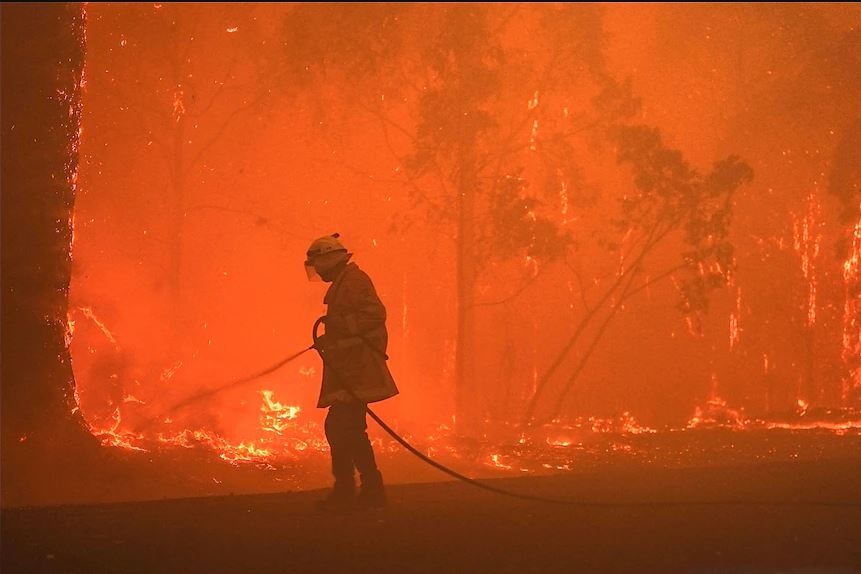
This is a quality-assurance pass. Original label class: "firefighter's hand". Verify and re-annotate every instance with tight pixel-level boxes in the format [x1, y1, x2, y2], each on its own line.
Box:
[313, 332, 331, 352]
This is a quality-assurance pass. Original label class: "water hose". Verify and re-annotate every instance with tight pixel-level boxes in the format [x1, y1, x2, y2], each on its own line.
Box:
[311, 318, 855, 508]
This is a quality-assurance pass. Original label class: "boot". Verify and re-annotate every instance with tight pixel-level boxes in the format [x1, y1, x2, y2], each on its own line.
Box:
[315, 479, 355, 513]
[356, 471, 387, 509]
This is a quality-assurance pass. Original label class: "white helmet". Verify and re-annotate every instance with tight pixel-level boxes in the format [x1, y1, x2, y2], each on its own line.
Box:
[305, 233, 347, 263]
[304, 233, 351, 281]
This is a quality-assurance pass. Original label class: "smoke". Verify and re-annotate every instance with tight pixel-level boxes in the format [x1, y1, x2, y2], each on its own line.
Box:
[70, 4, 861, 461]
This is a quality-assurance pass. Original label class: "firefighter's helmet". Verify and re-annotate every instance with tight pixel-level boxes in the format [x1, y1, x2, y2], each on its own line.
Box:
[305, 233, 348, 263]
[305, 233, 350, 281]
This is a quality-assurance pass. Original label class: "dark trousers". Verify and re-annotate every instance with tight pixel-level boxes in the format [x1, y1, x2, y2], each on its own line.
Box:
[324, 401, 381, 489]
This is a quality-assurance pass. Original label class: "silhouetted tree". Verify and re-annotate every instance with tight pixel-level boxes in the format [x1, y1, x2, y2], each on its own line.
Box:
[1, 3, 99, 505]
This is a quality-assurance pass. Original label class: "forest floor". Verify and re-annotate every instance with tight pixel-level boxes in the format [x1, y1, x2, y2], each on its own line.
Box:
[3, 445, 861, 573]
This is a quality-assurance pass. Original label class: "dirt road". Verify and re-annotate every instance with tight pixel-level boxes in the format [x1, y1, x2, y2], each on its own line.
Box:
[4, 458, 860, 573]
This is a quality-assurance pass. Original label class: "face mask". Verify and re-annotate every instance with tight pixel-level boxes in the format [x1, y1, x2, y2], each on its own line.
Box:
[305, 251, 351, 282]
[305, 263, 323, 282]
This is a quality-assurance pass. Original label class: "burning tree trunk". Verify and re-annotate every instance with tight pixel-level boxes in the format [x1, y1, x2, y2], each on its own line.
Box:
[829, 119, 861, 405]
[843, 213, 861, 403]
[791, 192, 823, 405]
[1, 2, 99, 498]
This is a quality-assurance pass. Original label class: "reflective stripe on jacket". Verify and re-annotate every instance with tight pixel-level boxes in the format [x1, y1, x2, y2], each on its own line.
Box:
[317, 263, 399, 408]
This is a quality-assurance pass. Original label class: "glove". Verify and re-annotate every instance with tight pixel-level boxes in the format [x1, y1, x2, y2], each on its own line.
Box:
[313, 331, 331, 352]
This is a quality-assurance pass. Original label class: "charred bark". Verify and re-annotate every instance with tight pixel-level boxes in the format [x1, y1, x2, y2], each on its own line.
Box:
[1, 2, 100, 505]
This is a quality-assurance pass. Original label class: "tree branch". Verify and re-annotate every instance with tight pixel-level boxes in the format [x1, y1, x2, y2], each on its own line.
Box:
[473, 265, 545, 308]
[547, 259, 642, 421]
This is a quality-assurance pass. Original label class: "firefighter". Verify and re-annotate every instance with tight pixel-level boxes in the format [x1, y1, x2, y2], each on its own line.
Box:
[304, 233, 399, 511]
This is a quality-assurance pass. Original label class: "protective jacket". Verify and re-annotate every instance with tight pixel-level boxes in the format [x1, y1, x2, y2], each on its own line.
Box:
[317, 262, 399, 408]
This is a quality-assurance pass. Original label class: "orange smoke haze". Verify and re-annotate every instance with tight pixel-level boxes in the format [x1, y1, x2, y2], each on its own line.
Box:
[68, 4, 861, 464]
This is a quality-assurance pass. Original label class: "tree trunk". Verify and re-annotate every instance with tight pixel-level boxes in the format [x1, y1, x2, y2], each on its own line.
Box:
[168, 119, 186, 351]
[842, 211, 861, 405]
[1, 2, 101, 506]
[455, 158, 480, 433]
[803, 326, 815, 405]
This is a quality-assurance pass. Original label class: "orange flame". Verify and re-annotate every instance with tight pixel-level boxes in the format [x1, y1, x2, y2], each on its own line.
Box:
[842, 206, 861, 402]
[259, 389, 301, 434]
[792, 191, 822, 327]
[729, 287, 742, 350]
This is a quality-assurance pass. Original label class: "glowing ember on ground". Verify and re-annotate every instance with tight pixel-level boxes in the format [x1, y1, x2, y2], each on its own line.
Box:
[687, 393, 746, 430]
[487, 453, 513, 470]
